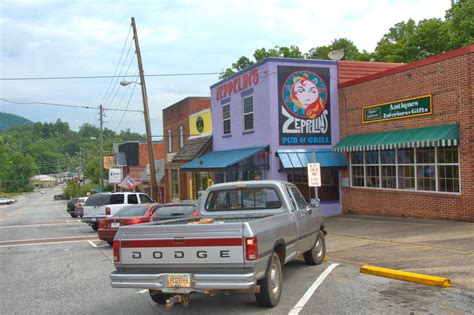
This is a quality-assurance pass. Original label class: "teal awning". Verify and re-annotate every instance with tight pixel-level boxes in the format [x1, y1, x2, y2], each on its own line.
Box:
[333, 124, 459, 152]
[181, 146, 267, 171]
[276, 150, 347, 169]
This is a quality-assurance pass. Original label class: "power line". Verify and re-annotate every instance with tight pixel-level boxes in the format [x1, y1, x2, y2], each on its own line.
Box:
[114, 75, 140, 133]
[0, 72, 220, 81]
[99, 26, 133, 106]
[0, 98, 143, 113]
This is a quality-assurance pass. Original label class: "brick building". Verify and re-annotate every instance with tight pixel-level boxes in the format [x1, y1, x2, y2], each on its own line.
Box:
[163, 97, 211, 202]
[335, 46, 473, 221]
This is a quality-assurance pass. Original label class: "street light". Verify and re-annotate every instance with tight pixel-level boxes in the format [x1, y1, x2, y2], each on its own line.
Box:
[120, 80, 140, 87]
[119, 78, 158, 201]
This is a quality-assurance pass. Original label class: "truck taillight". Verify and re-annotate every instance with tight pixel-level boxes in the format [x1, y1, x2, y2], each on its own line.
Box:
[245, 237, 258, 261]
[105, 207, 111, 215]
[113, 241, 120, 262]
[192, 208, 199, 218]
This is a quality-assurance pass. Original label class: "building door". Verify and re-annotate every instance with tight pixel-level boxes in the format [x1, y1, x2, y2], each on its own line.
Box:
[287, 168, 339, 202]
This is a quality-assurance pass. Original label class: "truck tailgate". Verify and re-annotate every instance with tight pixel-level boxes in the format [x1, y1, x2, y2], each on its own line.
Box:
[117, 222, 245, 266]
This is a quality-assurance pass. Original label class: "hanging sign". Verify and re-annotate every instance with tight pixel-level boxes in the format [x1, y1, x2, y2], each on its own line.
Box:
[307, 163, 321, 187]
[362, 95, 432, 123]
[278, 66, 331, 145]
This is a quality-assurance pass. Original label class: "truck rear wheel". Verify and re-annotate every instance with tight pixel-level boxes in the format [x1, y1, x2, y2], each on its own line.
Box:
[149, 290, 170, 304]
[303, 232, 325, 265]
[90, 223, 99, 232]
[255, 252, 282, 307]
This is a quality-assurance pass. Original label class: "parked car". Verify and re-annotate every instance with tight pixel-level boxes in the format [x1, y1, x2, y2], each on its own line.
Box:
[111, 180, 326, 308]
[82, 192, 154, 231]
[151, 201, 200, 221]
[66, 197, 80, 218]
[98, 204, 160, 245]
[54, 193, 68, 201]
[0, 197, 16, 205]
[74, 197, 88, 218]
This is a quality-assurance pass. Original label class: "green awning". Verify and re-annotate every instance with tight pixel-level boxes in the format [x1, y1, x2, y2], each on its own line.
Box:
[333, 124, 459, 152]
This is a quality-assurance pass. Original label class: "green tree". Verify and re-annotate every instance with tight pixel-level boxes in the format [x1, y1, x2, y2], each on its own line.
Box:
[445, 0, 474, 49]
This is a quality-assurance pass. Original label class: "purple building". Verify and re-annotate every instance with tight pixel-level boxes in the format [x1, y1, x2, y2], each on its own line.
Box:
[182, 58, 347, 215]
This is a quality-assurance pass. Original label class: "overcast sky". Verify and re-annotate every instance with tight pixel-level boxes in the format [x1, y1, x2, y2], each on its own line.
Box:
[0, 0, 451, 137]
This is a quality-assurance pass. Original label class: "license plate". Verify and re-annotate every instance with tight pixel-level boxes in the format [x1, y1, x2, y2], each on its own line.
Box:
[111, 222, 120, 228]
[167, 274, 191, 288]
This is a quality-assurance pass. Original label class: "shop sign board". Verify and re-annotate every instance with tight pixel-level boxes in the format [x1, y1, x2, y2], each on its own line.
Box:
[362, 95, 432, 124]
[307, 163, 321, 187]
[109, 168, 122, 184]
[278, 66, 331, 145]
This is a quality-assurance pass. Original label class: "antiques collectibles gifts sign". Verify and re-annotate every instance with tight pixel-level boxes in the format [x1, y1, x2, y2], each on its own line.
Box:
[278, 66, 331, 145]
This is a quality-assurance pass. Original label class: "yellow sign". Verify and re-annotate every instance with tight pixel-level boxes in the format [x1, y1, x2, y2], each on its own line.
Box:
[189, 109, 212, 138]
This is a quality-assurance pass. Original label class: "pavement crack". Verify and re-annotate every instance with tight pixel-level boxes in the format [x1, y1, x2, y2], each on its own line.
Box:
[65, 262, 74, 279]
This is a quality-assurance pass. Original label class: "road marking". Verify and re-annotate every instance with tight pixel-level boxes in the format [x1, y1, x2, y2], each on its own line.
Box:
[288, 263, 340, 315]
[0, 235, 99, 247]
[88, 240, 110, 248]
[137, 289, 148, 294]
[0, 221, 83, 229]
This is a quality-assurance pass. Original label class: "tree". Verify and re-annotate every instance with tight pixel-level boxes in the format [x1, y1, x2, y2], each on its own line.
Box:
[445, 0, 474, 49]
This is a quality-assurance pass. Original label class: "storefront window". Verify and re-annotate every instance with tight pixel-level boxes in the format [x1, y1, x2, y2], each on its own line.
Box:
[350, 146, 460, 193]
[437, 146, 460, 192]
[381, 149, 396, 188]
[171, 169, 179, 200]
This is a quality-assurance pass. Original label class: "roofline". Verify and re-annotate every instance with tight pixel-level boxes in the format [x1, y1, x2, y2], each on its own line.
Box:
[340, 45, 474, 88]
[211, 57, 337, 89]
[162, 96, 211, 112]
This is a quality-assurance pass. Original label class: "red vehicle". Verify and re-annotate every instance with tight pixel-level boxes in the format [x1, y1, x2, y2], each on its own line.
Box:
[150, 201, 200, 221]
[98, 204, 159, 245]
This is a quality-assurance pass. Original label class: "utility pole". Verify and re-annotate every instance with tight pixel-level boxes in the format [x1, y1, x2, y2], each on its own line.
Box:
[131, 17, 158, 201]
[99, 105, 104, 190]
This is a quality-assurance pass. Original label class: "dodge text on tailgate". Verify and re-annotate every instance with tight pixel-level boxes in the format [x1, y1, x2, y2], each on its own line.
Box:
[111, 180, 327, 309]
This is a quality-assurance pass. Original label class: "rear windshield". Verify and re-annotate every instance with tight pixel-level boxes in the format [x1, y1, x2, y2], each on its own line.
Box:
[84, 194, 110, 207]
[114, 205, 150, 217]
[205, 188, 281, 211]
[153, 205, 196, 219]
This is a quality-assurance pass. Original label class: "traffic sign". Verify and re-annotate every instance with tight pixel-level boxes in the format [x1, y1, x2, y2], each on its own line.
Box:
[307, 163, 321, 187]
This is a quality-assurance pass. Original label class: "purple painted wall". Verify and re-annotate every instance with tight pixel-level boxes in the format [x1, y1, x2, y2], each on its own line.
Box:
[210, 58, 341, 216]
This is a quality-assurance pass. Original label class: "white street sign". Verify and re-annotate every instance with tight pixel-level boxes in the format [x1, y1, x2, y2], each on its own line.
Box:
[109, 168, 122, 184]
[307, 163, 321, 187]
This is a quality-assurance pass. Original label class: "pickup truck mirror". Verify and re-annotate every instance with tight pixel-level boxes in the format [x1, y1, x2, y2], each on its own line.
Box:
[310, 198, 320, 208]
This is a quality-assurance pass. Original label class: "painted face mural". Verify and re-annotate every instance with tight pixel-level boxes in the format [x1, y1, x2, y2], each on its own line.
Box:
[282, 71, 327, 119]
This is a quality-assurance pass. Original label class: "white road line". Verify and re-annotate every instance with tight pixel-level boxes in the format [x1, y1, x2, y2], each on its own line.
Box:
[88, 240, 109, 248]
[0, 240, 90, 248]
[0, 221, 82, 229]
[137, 289, 148, 294]
[288, 263, 340, 315]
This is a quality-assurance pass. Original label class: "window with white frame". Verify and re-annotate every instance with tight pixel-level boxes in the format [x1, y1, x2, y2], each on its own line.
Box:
[243, 96, 254, 131]
[222, 103, 231, 135]
[167, 129, 172, 153]
[350, 146, 460, 193]
[178, 126, 185, 148]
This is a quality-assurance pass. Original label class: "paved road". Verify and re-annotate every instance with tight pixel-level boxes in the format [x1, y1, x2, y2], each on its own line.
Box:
[1, 188, 473, 314]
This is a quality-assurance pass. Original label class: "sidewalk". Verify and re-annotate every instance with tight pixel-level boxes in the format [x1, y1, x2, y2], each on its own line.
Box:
[325, 215, 474, 291]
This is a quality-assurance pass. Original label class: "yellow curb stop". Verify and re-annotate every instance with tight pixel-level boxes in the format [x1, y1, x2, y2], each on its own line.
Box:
[360, 265, 451, 288]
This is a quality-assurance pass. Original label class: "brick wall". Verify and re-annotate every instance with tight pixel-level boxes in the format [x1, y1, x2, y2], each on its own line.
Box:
[338, 47, 473, 222]
[162, 97, 211, 202]
[138, 142, 165, 167]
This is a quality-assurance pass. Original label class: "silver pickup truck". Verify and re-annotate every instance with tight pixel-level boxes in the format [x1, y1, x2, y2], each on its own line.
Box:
[110, 180, 326, 308]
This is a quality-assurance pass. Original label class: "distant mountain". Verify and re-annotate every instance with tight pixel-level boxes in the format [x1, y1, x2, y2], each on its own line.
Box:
[0, 112, 33, 131]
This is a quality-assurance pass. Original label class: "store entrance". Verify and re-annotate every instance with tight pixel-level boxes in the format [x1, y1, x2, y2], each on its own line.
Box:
[287, 168, 340, 202]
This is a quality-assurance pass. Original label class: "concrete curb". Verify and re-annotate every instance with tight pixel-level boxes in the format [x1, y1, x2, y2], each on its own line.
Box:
[360, 265, 452, 288]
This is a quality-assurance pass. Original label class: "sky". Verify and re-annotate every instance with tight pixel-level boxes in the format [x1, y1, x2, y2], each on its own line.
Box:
[0, 0, 451, 137]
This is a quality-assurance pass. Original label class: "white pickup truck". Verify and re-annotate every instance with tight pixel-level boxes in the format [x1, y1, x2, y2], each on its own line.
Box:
[110, 180, 326, 308]
[82, 192, 153, 231]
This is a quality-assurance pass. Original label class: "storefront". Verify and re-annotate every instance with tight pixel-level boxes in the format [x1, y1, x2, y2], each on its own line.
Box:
[336, 45, 473, 221]
[182, 58, 349, 216]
